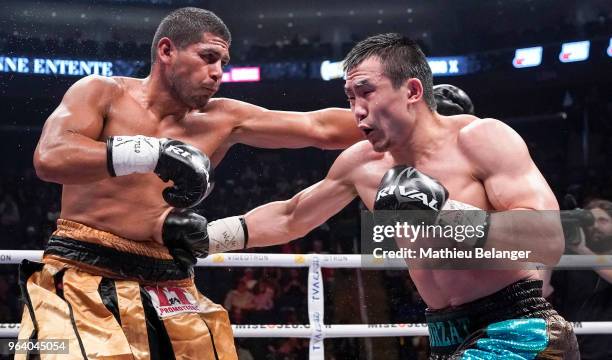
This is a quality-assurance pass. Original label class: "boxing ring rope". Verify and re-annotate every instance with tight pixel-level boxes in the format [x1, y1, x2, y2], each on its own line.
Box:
[2, 251, 612, 359]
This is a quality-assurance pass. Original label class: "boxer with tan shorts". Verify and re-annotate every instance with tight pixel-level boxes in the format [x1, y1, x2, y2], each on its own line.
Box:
[18, 7, 362, 359]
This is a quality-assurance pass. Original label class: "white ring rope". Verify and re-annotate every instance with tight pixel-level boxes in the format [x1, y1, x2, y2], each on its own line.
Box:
[2, 251, 612, 268]
[1, 250, 612, 354]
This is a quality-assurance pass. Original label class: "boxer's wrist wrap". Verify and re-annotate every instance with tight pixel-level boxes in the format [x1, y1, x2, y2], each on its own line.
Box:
[107, 135, 161, 177]
[207, 216, 249, 254]
[438, 200, 489, 248]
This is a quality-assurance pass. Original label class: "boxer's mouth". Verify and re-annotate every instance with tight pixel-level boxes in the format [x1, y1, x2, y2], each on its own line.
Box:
[360, 127, 374, 136]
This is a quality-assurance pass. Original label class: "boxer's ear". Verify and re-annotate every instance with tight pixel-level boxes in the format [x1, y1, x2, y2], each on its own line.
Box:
[405, 78, 424, 105]
[157, 37, 175, 64]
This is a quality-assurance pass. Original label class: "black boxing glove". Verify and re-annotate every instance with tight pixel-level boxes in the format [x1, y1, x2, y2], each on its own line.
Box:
[374, 165, 448, 212]
[433, 84, 475, 116]
[163, 209, 250, 270]
[374, 165, 488, 247]
[106, 135, 213, 208]
[162, 208, 210, 270]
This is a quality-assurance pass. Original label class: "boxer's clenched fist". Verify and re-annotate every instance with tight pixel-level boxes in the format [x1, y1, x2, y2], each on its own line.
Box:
[107, 135, 213, 208]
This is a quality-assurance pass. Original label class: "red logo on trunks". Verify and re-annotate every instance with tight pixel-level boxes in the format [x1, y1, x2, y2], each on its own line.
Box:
[145, 286, 202, 318]
[146, 286, 191, 306]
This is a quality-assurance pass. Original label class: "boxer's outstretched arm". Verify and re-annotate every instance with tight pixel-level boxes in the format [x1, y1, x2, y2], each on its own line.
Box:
[224, 99, 364, 149]
[461, 118, 564, 265]
[243, 149, 359, 247]
[34, 75, 120, 184]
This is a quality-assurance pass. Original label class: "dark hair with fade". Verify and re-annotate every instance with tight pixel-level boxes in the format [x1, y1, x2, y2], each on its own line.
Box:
[343, 33, 436, 111]
[151, 7, 231, 64]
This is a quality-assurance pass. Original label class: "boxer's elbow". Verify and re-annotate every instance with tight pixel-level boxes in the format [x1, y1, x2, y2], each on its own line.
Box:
[33, 147, 63, 182]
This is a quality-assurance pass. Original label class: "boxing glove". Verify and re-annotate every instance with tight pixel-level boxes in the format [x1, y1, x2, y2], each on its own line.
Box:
[107, 135, 213, 208]
[374, 165, 448, 212]
[374, 165, 488, 247]
[433, 84, 474, 116]
[162, 209, 248, 270]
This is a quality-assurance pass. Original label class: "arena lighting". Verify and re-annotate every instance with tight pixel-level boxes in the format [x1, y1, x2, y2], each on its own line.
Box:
[320, 56, 468, 81]
[222, 66, 261, 82]
[607, 38, 612, 58]
[320, 60, 344, 81]
[559, 40, 590, 63]
[512, 46, 543, 68]
[427, 56, 467, 76]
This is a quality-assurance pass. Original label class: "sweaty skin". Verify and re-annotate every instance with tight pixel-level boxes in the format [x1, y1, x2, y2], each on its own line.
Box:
[243, 57, 562, 309]
[34, 32, 362, 244]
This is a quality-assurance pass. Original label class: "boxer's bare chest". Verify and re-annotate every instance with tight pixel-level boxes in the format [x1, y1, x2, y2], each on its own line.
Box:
[60, 84, 235, 241]
[101, 85, 234, 162]
[354, 142, 491, 211]
[351, 141, 531, 308]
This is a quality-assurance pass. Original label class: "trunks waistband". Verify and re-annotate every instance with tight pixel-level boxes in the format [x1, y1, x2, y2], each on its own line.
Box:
[425, 279, 556, 354]
[43, 219, 191, 285]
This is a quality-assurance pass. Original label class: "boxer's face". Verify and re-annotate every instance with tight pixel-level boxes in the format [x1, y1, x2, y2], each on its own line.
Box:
[345, 57, 411, 152]
[167, 32, 230, 108]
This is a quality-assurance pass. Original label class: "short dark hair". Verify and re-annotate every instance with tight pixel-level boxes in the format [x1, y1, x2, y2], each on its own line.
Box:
[343, 33, 436, 111]
[586, 199, 612, 219]
[151, 7, 231, 64]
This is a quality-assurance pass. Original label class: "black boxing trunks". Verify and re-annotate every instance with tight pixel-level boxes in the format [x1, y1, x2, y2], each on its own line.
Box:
[16, 219, 237, 360]
[425, 280, 579, 360]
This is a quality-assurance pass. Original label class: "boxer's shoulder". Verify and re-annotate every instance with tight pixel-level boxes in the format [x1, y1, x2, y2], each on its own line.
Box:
[458, 117, 524, 150]
[458, 117, 528, 174]
[332, 140, 384, 176]
[75, 74, 124, 94]
[343, 140, 381, 161]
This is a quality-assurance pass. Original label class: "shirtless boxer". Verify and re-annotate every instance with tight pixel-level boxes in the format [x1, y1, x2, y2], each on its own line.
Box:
[18, 7, 362, 360]
[205, 34, 580, 359]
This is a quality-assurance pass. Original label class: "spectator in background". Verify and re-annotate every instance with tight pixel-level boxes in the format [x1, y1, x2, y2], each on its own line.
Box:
[252, 279, 276, 323]
[0, 277, 14, 322]
[239, 268, 258, 290]
[266, 337, 306, 360]
[0, 193, 20, 227]
[278, 269, 307, 313]
[224, 280, 255, 323]
[548, 199, 612, 359]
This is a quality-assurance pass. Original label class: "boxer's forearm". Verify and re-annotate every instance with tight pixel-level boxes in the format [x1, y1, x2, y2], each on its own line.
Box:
[484, 211, 564, 265]
[34, 135, 110, 184]
[205, 200, 311, 253]
[244, 199, 311, 248]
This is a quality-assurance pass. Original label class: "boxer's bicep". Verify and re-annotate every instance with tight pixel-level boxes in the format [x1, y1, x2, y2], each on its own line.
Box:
[461, 118, 558, 210]
[464, 120, 563, 264]
[482, 158, 557, 210]
[40, 75, 116, 144]
[34, 75, 120, 183]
